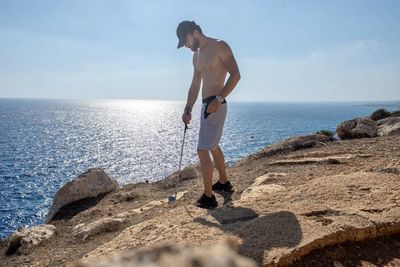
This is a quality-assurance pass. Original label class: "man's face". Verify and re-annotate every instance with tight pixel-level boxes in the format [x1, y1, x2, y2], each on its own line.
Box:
[185, 32, 200, 52]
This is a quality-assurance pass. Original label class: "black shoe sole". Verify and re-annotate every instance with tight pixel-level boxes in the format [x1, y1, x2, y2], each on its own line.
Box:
[212, 188, 234, 193]
[195, 204, 218, 209]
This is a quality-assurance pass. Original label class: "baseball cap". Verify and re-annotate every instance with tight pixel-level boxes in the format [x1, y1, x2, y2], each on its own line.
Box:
[176, 21, 200, 49]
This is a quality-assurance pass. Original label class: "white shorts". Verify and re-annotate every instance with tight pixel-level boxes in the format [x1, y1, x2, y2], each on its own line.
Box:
[197, 102, 227, 150]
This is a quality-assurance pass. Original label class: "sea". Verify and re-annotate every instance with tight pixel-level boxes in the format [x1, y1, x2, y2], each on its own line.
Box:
[0, 98, 389, 239]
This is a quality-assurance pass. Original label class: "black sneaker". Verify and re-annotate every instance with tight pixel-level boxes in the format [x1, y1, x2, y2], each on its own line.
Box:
[195, 194, 218, 209]
[212, 180, 234, 193]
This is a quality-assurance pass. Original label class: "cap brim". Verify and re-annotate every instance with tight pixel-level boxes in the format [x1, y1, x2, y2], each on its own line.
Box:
[177, 38, 185, 49]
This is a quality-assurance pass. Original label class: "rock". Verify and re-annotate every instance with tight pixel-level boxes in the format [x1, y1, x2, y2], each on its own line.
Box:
[240, 184, 286, 203]
[254, 134, 334, 159]
[369, 108, 392, 121]
[46, 168, 119, 223]
[251, 173, 287, 186]
[379, 124, 400, 136]
[377, 117, 400, 126]
[377, 117, 400, 136]
[114, 191, 138, 202]
[315, 130, 335, 138]
[369, 108, 400, 121]
[267, 154, 370, 166]
[73, 239, 257, 267]
[5, 224, 56, 256]
[101, 191, 188, 224]
[73, 218, 126, 242]
[79, 169, 400, 266]
[161, 164, 201, 188]
[375, 167, 400, 174]
[130, 191, 187, 214]
[336, 118, 378, 140]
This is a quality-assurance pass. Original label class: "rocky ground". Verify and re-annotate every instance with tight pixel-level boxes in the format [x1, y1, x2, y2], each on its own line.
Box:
[1, 132, 400, 266]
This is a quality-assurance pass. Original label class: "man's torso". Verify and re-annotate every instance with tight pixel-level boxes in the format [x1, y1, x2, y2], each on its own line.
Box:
[194, 39, 228, 99]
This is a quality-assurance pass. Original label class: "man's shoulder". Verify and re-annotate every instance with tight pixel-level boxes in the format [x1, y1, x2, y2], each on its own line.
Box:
[215, 39, 228, 45]
[210, 38, 228, 47]
[213, 39, 231, 54]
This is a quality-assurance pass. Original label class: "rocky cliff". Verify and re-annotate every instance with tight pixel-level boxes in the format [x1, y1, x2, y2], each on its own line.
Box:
[1, 109, 400, 267]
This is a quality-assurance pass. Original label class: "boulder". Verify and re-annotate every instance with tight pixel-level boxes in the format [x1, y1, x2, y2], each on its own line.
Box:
[377, 117, 400, 126]
[336, 118, 378, 140]
[73, 239, 257, 267]
[73, 217, 126, 242]
[253, 133, 334, 159]
[46, 168, 118, 223]
[5, 224, 56, 255]
[377, 117, 400, 136]
[161, 164, 201, 188]
[369, 108, 400, 121]
[369, 108, 392, 121]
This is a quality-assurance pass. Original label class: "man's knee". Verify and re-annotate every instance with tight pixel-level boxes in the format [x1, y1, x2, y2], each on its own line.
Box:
[210, 145, 220, 154]
[197, 148, 209, 156]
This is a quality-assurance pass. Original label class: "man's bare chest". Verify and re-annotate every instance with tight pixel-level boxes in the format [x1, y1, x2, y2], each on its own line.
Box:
[195, 50, 222, 72]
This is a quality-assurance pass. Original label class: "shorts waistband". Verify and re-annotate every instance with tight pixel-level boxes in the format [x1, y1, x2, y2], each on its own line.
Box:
[202, 95, 227, 104]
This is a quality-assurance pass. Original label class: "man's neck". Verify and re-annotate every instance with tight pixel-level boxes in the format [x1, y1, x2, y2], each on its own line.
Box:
[198, 36, 209, 50]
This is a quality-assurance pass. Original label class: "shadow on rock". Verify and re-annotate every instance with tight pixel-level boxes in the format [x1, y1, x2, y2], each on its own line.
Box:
[194, 208, 302, 264]
[51, 193, 108, 222]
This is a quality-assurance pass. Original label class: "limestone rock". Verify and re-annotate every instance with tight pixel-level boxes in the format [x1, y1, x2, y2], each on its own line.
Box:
[336, 118, 378, 140]
[254, 134, 334, 159]
[251, 173, 287, 186]
[6, 224, 56, 255]
[78, 170, 400, 266]
[268, 154, 370, 166]
[377, 117, 400, 136]
[46, 168, 118, 223]
[73, 239, 257, 267]
[73, 217, 126, 242]
[161, 164, 201, 188]
[240, 184, 286, 203]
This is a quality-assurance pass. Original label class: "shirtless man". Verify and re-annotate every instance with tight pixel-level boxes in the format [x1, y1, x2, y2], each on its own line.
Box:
[176, 21, 241, 209]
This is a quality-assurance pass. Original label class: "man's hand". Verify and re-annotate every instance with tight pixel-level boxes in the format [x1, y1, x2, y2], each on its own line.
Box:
[182, 112, 191, 125]
[206, 99, 221, 114]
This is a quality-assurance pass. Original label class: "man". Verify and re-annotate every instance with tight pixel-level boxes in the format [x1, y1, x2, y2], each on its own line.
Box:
[176, 21, 241, 209]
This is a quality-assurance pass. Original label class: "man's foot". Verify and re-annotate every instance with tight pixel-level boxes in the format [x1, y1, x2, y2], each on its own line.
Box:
[212, 180, 234, 193]
[195, 194, 218, 209]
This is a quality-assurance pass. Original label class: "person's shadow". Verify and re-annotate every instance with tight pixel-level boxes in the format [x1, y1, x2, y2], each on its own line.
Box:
[194, 192, 302, 264]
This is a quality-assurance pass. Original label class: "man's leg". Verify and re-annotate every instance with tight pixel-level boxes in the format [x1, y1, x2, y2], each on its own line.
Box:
[210, 145, 228, 183]
[197, 149, 213, 197]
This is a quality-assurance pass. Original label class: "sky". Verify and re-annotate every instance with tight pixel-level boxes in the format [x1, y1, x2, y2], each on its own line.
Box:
[0, 0, 399, 102]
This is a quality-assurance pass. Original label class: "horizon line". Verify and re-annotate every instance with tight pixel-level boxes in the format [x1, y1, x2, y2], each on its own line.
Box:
[0, 96, 400, 105]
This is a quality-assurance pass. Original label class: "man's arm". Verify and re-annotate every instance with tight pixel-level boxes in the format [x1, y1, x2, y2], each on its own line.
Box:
[217, 41, 241, 99]
[184, 54, 202, 113]
[185, 68, 201, 111]
[182, 54, 201, 125]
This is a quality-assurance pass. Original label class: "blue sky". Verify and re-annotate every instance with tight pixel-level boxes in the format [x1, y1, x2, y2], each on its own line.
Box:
[0, 0, 399, 102]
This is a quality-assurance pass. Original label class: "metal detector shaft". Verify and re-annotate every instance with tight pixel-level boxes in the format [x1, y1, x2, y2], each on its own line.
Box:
[175, 123, 188, 197]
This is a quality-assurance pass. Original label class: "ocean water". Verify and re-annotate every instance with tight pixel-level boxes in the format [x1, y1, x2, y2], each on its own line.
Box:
[0, 98, 380, 239]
